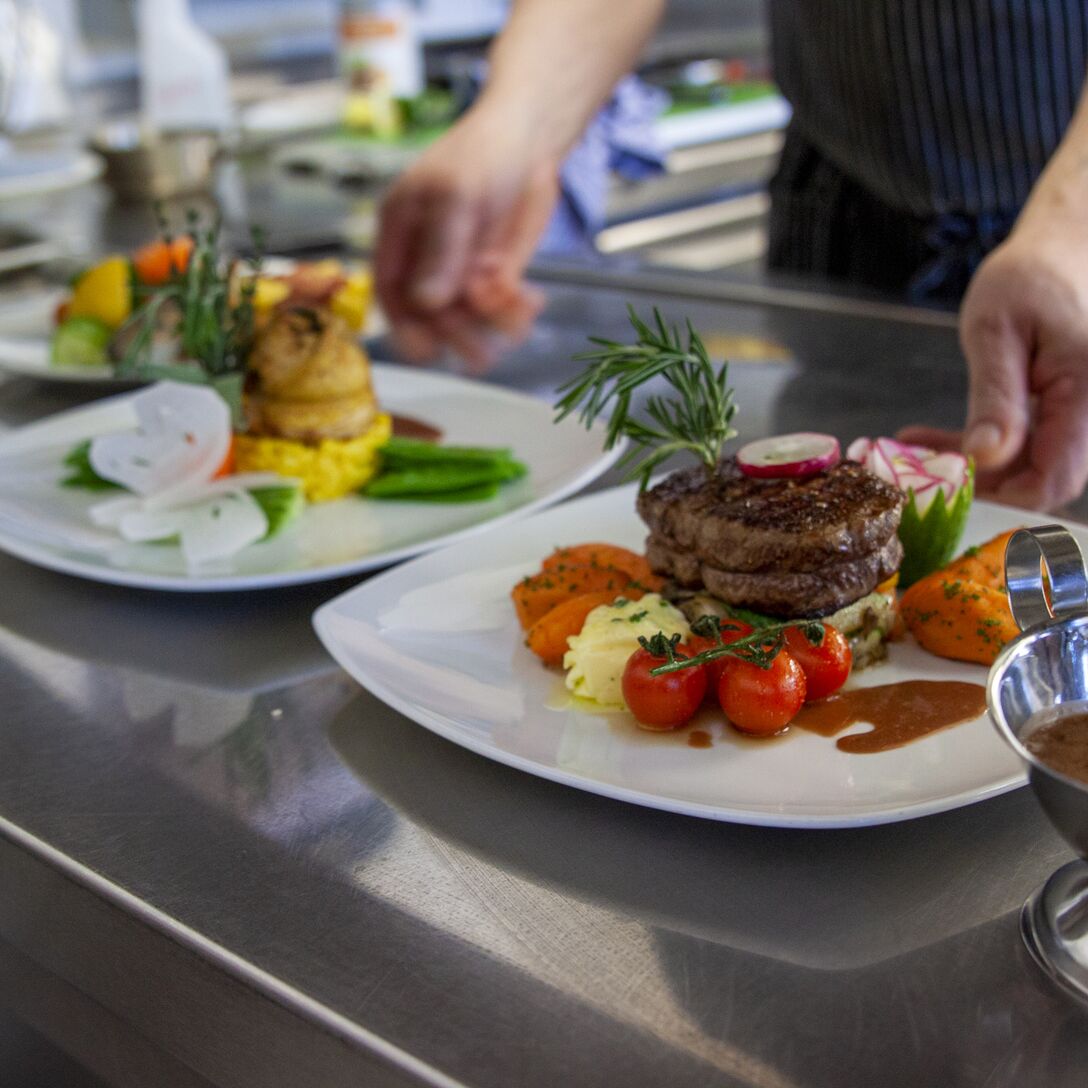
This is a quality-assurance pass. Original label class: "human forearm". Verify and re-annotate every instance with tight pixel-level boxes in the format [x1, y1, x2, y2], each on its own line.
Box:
[928, 67, 1088, 510]
[1012, 74, 1088, 237]
[475, 0, 666, 158]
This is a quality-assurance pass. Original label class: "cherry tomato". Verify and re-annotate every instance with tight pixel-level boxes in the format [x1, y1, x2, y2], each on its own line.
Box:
[622, 644, 707, 731]
[687, 618, 755, 696]
[718, 650, 806, 735]
[783, 624, 852, 701]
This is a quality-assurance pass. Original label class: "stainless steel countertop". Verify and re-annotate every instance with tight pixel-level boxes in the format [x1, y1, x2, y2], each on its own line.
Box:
[1, 280, 1086, 1087]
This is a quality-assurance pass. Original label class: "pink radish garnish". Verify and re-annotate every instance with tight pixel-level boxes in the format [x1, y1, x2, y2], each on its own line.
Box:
[848, 436, 969, 512]
[736, 433, 841, 478]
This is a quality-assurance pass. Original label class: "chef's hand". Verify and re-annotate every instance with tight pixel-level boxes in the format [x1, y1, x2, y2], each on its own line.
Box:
[375, 104, 559, 370]
[899, 226, 1088, 511]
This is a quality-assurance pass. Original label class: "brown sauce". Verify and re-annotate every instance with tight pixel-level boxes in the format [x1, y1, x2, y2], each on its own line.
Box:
[687, 728, 713, 748]
[391, 414, 443, 442]
[792, 680, 987, 754]
[1025, 710, 1088, 785]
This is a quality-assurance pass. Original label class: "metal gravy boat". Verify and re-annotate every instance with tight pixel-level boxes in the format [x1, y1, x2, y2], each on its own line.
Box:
[987, 524, 1088, 1003]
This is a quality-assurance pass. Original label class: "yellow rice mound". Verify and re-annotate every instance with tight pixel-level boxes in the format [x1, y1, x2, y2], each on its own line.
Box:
[234, 412, 392, 502]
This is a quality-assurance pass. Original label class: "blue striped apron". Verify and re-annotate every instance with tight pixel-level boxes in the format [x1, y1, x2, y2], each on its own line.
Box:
[767, 0, 1088, 300]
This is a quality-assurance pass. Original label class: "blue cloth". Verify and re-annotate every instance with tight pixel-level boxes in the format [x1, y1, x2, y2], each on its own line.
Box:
[538, 76, 668, 255]
[908, 211, 1018, 304]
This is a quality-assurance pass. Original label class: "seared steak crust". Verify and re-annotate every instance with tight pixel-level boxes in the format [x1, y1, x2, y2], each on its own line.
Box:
[637, 460, 904, 573]
[638, 458, 905, 617]
[647, 533, 903, 617]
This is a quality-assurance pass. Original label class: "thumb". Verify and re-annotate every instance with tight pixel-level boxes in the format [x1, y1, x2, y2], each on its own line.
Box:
[959, 308, 1032, 470]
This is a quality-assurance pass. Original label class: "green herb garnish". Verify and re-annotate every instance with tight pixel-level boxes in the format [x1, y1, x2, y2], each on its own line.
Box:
[60, 440, 122, 491]
[646, 614, 825, 676]
[114, 212, 264, 421]
[555, 306, 738, 490]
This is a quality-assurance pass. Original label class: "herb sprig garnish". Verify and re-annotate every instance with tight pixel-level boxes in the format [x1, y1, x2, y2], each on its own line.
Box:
[645, 615, 826, 677]
[555, 306, 738, 490]
[115, 211, 264, 420]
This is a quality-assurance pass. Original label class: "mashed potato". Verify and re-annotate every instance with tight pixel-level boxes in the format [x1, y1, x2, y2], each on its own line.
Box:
[563, 593, 691, 708]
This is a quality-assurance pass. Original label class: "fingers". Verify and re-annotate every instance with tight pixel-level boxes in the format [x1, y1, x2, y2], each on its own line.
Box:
[471, 163, 559, 316]
[430, 306, 502, 373]
[373, 152, 556, 365]
[409, 189, 481, 312]
[990, 373, 1088, 510]
[375, 184, 421, 326]
[958, 304, 1032, 470]
[376, 182, 476, 364]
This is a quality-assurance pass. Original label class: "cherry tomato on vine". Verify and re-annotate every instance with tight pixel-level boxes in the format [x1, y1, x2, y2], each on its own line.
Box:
[687, 618, 755, 695]
[718, 650, 806, 735]
[622, 644, 707, 730]
[783, 624, 852, 701]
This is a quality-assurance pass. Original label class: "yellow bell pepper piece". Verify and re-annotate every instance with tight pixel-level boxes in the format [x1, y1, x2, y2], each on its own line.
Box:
[329, 270, 373, 332]
[250, 276, 291, 311]
[68, 256, 132, 329]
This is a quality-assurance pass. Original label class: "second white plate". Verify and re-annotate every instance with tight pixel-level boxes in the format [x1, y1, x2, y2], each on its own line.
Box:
[0, 365, 620, 591]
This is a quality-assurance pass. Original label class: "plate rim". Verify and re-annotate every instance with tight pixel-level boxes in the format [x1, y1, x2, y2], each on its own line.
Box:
[312, 483, 1048, 828]
[0, 365, 623, 592]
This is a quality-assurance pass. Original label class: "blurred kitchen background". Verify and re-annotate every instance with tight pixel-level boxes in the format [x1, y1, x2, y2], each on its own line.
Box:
[0, 0, 797, 293]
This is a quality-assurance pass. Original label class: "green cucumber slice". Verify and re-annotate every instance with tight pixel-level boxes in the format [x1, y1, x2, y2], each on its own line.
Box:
[896, 461, 975, 587]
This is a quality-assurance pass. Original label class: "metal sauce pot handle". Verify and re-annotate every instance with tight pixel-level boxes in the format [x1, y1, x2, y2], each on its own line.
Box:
[1005, 525, 1088, 631]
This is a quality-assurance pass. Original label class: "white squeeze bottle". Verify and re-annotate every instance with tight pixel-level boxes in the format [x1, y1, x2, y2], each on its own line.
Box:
[339, 0, 424, 136]
[138, 0, 233, 133]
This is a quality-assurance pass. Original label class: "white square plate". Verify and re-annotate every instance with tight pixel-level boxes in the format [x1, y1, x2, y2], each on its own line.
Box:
[311, 484, 1062, 828]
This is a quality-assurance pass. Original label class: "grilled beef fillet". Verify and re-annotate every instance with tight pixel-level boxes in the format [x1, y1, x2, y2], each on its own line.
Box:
[637, 459, 904, 617]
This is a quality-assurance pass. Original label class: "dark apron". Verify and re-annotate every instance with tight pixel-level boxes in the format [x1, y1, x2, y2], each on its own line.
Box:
[766, 0, 1088, 303]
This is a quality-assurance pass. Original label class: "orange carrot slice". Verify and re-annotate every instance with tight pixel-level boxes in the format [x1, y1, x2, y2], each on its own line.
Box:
[512, 565, 644, 630]
[526, 591, 620, 667]
[541, 543, 663, 591]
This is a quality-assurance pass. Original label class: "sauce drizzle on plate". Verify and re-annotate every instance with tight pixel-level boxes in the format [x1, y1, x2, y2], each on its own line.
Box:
[391, 414, 443, 442]
[792, 680, 987, 753]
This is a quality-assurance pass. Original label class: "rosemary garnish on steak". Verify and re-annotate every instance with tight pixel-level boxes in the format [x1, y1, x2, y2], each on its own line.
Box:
[554, 306, 737, 490]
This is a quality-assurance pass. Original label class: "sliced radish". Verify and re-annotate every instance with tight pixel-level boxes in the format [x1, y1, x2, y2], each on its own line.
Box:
[89, 381, 231, 499]
[845, 437, 871, 462]
[118, 489, 268, 565]
[140, 472, 295, 511]
[736, 433, 841, 478]
[849, 436, 971, 499]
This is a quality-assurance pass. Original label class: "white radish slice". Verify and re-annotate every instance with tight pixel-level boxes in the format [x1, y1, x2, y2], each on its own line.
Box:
[88, 494, 143, 528]
[118, 489, 268, 566]
[140, 472, 296, 511]
[736, 432, 841, 478]
[89, 382, 231, 498]
[845, 437, 871, 462]
[923, 452, 970, 484]
[875, 436, 924, 474]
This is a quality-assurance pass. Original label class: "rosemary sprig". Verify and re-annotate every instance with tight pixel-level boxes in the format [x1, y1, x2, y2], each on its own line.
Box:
[647, 614, 826, 676]
[555, 306, 738, 490]
[116, 213, 263, 382]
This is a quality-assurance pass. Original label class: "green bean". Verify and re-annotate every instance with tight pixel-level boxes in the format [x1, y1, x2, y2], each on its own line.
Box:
[380, 437, 515, 466]
[363, 464, 512, 497]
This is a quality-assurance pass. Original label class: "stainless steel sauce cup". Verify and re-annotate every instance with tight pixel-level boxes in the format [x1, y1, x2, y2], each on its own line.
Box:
[988, 524, 1088, 1003]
